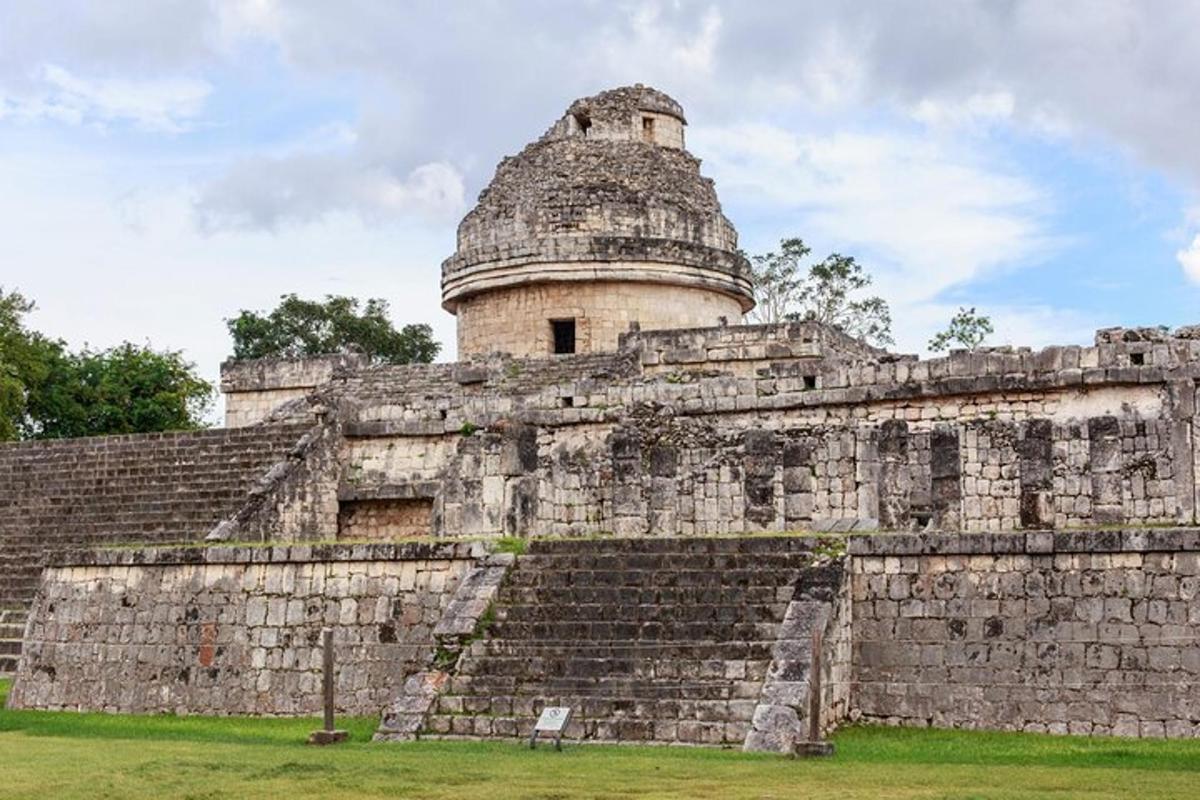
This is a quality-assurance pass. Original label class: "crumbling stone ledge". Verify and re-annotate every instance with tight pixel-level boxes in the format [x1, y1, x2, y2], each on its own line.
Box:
[848, 527, 1200, 556]
[49, 540, 487, 568]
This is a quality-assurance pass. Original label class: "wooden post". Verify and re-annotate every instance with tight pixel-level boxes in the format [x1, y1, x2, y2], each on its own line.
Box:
[323, 628, 335, 732]
[308, 628, 348, 745]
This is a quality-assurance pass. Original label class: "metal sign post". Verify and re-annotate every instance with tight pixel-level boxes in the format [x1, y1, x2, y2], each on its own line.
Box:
[529, 706, 573, 750]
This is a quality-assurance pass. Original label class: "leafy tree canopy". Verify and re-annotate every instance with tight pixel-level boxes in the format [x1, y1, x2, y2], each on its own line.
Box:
[747, 237, 894, 347]
[928, 306, 994, 352]
[227, 294, 440, 364]
[0, 287, 214, 440]
[28, 343, 214, 439]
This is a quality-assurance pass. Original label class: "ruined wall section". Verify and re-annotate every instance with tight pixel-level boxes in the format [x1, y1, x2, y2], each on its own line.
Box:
[218, 325, 1200, 539]
[8, 542, 483, 715]
[850, 530, 1200, 737]
[221, 354, 367, 428]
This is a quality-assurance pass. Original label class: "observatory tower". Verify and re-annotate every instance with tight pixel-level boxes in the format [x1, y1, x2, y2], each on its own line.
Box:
[441, 85, 754, 357]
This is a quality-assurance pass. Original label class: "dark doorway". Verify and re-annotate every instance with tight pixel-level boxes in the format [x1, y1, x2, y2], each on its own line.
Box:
[551, 319, 576, 354]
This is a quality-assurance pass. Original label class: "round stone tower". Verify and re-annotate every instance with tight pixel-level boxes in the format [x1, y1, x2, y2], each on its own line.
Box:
[442, 84, 754, 358]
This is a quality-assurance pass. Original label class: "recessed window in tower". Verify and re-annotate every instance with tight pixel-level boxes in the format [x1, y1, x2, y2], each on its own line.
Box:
[551, 319, 576, 354]
[573, 113, 591, 137]
[642, 115, 655, 142]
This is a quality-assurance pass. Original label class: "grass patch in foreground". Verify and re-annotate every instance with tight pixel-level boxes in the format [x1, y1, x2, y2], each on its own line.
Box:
[3, 678, 1200, 799]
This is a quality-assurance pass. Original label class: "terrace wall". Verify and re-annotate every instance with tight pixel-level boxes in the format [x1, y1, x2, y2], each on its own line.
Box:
[8, 542, 483, 715]
[850, 529, 1200, 737]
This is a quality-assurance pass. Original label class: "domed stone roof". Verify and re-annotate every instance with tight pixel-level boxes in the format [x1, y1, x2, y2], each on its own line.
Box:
[441, 85, 754, 313]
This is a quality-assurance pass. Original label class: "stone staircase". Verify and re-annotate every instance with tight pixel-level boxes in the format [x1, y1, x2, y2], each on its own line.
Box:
[0, 607, 27, 676]
[422, 536, 823, 746]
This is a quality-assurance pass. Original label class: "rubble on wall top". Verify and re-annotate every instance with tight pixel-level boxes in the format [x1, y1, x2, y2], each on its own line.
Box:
[562, 84, 687, 128]
[1095, 325, 1200, 344]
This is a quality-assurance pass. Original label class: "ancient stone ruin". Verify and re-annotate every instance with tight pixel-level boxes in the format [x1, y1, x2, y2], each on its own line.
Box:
[5, 85, 1200, 748]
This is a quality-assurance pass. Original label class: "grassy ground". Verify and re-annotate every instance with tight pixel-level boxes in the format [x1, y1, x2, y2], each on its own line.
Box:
[3, 680, 1200, 799]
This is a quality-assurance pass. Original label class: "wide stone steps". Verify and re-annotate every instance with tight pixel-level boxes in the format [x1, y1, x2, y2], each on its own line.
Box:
[441, 681, 758, 705]
[0, 608, 28, 675]
[485, 620, 781, 642]
[502, 568, 806, 590]
[417, 535, 820, 746]
[453, 654, 773, 682]
[467, 639, 777, 660]
[423, 713, 745, 745]
[494, 602, 789, 624]
[508, 551, 816, 571]
[435, 693, 759, 721]
[498, 585, 793, 606]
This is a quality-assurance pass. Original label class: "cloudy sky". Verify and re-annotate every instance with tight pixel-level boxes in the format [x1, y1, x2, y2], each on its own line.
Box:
[3, 0, 1200, 416]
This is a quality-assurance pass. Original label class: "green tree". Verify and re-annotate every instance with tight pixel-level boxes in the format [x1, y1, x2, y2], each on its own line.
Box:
[746, 238, 808, 325]
[227, 294, 440, 364]
[928, 307, 994, 352]
[0, 288, 63, 440]
[1, 287, 214, 440]
[26, 343, 214, 439]
[748, 238, 893, 347]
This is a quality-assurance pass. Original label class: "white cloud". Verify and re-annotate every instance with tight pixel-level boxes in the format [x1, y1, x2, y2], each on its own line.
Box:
[195, 155, 465, 232]
[692, 122, 1055, 304]
[1, 64, 211, 132]
[911, 91, 1015, 131]
[0, 153, 459, 422]
[1177, 235, 1200, 284]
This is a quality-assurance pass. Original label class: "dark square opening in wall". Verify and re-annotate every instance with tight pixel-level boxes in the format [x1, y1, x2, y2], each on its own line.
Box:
[642, 116, 655, 142]
[551, 318, 576, 354]
[1130, 352, 1145, 365]
[803, 375, 818, 390]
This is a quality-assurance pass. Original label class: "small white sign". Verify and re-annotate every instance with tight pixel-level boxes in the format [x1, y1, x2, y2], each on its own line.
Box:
[534, 706, 572, 732]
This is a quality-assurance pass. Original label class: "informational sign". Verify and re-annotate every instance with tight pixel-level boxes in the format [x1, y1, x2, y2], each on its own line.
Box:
[530, 706, 573, 750]
[535, 706, 571, 732]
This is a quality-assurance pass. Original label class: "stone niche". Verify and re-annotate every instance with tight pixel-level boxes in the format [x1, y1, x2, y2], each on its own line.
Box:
[338, 498, 434, 540]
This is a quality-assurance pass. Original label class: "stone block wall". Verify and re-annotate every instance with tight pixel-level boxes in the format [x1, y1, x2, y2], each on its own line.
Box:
[0, 423, 314, 610]
[8, 542, 483, 715]
[338, 499, 433, 540]
[213, 323, 1200, 540]
[453, 279, 745, 358]
[850, 529, 1200, 737]
[222, 353, 367, 427]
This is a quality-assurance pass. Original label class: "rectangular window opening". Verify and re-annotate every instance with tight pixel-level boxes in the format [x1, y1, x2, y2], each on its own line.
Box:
[1130, 352, 1145, 365]
[642, 116, 655, 142]
[803, 375, 818, 390]
[551, 318, 576, 355]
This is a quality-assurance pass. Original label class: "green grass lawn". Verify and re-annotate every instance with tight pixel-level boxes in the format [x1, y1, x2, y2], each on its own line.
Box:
[3, 679, 1200, 799]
